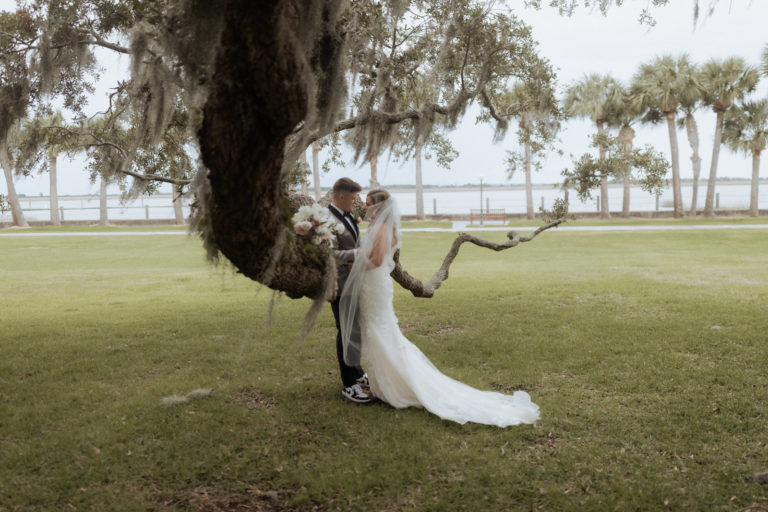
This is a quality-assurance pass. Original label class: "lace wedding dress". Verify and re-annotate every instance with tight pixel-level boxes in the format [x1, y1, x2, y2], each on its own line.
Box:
[357, 247, 540, 427]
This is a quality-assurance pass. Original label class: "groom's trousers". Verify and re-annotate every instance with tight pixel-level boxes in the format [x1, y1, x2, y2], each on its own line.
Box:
[330, 296, 364, 387]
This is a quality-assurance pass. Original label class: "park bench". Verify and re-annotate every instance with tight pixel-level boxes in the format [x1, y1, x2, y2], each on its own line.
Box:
[469, 208, 506, 223]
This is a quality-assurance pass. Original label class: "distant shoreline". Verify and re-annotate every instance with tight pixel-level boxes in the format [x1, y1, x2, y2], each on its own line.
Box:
[14, 179, 765, 199]
[365, 179, 764, 194]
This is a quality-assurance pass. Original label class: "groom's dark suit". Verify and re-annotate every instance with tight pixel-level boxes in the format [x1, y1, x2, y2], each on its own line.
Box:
[329, 204, 365, 387]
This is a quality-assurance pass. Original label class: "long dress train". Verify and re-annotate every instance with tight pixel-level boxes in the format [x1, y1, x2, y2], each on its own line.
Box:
[358, 249, 539, 427]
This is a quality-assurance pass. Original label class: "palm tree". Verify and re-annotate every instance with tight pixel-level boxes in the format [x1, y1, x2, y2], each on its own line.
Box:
[503, 82, 560, 219]
[99, 174, 109, 226]
[631, 55, 696, 218]
[37, 111, 67, 225]
[605, 83, 644, 217]
[762, 43, 768, 76]
[722, 99, 768, 217]
[666, 60, 705, 215]
[698, 57, 759, 217]
[564, 74, 623, 219]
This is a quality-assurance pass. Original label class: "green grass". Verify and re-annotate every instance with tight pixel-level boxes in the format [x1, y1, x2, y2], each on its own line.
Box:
[1, 228, 768, 510]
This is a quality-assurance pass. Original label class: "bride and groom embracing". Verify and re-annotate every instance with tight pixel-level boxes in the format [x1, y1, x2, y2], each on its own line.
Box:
[328, 178, 539, 427]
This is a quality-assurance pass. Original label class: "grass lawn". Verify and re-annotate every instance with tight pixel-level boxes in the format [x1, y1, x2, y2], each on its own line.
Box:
[1, 227, 767, 510]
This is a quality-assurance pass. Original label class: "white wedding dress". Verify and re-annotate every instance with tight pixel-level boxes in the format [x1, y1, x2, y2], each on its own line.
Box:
[357, 247, 540, 427]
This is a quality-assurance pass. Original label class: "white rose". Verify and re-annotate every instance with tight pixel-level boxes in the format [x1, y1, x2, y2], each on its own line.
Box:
[295, 220, 313, 236]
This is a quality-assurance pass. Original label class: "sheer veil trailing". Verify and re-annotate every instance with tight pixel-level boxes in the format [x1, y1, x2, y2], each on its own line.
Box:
[339, 196, 402, 366]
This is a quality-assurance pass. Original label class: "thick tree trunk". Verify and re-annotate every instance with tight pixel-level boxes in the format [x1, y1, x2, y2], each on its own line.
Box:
[750, 149, 760, 217]
[198, 0, 326, 299]
[704, 110, 725, 217]
[684, 113, 702, 216]
[597, 121, 610, 220]
[173, 184, 184, 225]
[99, 176, 108, 225]
[311, 141, 321, 200]
[415, 145, 424, 220]
[49, 151, 60, 225]
[1, 159, 28, 228]
[524, 141, 533, 220]
[665, 112, 683, 218]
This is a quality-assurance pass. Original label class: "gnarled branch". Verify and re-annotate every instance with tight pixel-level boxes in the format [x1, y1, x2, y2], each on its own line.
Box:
[391, 218, 565, 298]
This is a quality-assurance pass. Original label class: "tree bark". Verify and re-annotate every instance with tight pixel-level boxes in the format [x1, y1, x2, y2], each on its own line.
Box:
[49, 150, 60, 225]
[197, 0, 326, 299]
[618, 125, 634, 218]
[684, 113, 702, 216]
[597, 121, 610, 220]
[704, 110, 724, 217]
[311, 141, 321, 200]
[99, 176, 108, 225]
[173, 184, 184, 225]
[750, 149, 760, 217]
[1, 157, 28, 228]
[299, 150, 309, 196]
[369, 154, 379, 189]
[415, 145, 425, 220]
[524, 141, 534, 220]
[665, 112, 683, 218]
[622, 143, 631, 218]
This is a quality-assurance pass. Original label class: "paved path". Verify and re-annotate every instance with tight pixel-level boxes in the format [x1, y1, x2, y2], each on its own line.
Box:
[1, 223, 767, 237]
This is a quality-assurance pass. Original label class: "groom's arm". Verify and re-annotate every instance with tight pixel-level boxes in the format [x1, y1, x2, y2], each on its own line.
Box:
[334, 248, 356, 264]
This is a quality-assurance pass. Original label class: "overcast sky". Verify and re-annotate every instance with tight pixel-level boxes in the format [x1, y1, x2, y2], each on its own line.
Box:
[1, 0, 767, 197]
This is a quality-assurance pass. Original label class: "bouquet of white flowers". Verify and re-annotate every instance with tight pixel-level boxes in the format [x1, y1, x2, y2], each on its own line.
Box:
[292, 203, 346, 247]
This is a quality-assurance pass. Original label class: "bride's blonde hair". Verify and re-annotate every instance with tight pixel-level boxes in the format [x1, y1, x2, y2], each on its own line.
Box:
[366, 188, 390, 205]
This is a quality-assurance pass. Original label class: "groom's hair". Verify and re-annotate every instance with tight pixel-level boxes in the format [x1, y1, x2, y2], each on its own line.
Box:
[332, 177, 362, 197]
[367, 189, 390, 205]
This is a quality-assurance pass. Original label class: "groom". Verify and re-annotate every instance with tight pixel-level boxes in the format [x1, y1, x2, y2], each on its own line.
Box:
[328, 177, 371, 404]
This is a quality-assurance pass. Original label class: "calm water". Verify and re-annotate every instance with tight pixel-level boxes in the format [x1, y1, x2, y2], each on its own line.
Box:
[3, 183, 766, 222]
[391, 182, 768, 216]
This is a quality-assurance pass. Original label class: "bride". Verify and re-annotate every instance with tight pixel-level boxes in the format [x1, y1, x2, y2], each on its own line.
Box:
[339, 189, 539, 427]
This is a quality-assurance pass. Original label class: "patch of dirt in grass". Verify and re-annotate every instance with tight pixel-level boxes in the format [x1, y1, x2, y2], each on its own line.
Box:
[432, 326, 463, 336]
[489, 381, 541, 392]
[234, 387, 277, 410]
[531, 431, 558, 450]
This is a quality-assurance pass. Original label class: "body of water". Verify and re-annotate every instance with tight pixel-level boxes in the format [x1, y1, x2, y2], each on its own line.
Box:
[1, 194, 191, 223]
[2, 183, 766, 223]
[391, 182, 768, 216]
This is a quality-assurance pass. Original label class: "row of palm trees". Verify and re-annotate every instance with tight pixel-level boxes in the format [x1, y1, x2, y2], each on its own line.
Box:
[564, 53, 767, 219]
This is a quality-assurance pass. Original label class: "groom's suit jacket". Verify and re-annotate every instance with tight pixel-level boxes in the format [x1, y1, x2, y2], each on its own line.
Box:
[329, 205, 359, 294]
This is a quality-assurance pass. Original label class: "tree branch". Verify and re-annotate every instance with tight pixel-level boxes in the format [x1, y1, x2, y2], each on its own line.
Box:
[391, 218, 565, 298]
[305, 81, 488, 145]
[111, 166, 191, 185]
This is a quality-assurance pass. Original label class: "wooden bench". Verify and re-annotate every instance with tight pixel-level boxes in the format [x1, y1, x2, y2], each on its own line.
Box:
[469, 209, 506, 223]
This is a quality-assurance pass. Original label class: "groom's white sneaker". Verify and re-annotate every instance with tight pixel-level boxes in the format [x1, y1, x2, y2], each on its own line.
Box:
[342, 383, 372, 404]
[356, 373, 369, 388]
